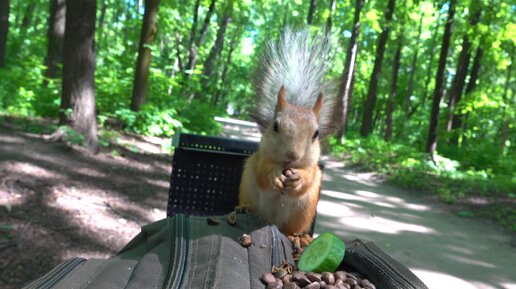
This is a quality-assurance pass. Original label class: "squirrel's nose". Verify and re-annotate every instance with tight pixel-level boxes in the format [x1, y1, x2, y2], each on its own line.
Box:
[285, 152, 299, 162]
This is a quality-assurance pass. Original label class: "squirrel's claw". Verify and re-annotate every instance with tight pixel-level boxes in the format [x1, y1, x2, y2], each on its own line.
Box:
[286, 172, 300, 181]
[233, 206, 251, 214]
[283, 169, 302, 192]
[271, 169, 287, 192]
[273, 168, 302, 194]
[283, 169, 300, 180]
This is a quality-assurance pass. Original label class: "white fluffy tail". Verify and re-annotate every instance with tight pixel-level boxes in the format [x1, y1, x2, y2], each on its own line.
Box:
[251, 28, 338, 136]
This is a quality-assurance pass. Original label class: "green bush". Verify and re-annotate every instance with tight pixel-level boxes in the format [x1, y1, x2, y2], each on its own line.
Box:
[329, 133, 516, 199]
[131, 105, 182, 136]
[0, 57, 60, 118]
[330, 133, 515, 231]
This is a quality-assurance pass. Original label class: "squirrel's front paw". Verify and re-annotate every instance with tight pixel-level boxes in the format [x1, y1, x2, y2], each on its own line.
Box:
[282, 169, 303, 193]
[270, 169, 287, 192]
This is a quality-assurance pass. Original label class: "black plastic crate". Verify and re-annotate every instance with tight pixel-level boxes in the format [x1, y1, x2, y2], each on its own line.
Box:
[174, 133, 258, 155]
[167, 133, 258, 216]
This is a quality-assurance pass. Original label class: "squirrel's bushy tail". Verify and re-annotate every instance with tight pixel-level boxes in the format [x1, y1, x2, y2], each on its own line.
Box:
[251, 28, 338, 136]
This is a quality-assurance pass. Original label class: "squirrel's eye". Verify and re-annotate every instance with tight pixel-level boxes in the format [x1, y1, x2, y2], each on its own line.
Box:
[313, 129, 319, 139]
[273, 121, 279, 132]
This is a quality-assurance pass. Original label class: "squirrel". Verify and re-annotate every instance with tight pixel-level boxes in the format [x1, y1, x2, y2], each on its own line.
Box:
[239, 29, 338, 237]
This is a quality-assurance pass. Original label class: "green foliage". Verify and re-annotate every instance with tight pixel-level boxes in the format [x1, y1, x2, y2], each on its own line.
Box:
[59, 126, 86, 145]
[0, 57, 60, 118]
[0, 114, 57, 134]
[330, 133, 515, 200]
[128, 105, 181, 136]
[439, 140, 515, 175]
[1, 0, 511, 142]
[178, 100, 222, 135]
[101, 99, 220, 137]
[1, 0, 225, 137]
[490, 206, 516, 232]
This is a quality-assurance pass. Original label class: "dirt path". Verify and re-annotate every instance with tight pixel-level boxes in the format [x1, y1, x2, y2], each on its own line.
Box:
[221, 119, 516, 289]
[0, 123, 171, 288]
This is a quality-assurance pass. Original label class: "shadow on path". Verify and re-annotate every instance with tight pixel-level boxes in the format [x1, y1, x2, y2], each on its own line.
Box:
[0, 125, 171, 288]
[316, 156, 516, 289]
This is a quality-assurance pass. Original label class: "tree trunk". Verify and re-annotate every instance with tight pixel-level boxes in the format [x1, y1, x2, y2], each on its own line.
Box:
[203, 11, 231, 80]
[130, 0, 161, 112]
[307, 0, 316, 25]
[452, 45, 483, 145]
[446, 37, 471, 132]
[426, 0, 456, 156]
[0, 0, 9, 68]
[197, 8, 231, 101]
[336, 0, 364, 139]
[414, 31, 455, 135]
[186, 0, 216, 73]
[447, 8, 481, 141]
[174, 33, 184, 71]
[360, 0, 396, 137]
[325, 0, 336, 32]
[418, 13, 442, 120]
[60, 0, 98, 152]
[20, 3, 35, 30]
[187, 0, 201, 55]
[44, 0, 66, 80]
[385, 35, 403, 141]
[500, 45, 514, 148]
[464, 46, 483, 100]
[96, 0, 107, 48]
[403, 12, 423, 122]
[167, 55, 179, 96]
[186, 0, 200, 73]
[414, 14, 441, 132]
[213, 29, 239, 107]
[167, 35, 183, 96]
[159, 35, 168, 66]
[197, 0, 216, 47]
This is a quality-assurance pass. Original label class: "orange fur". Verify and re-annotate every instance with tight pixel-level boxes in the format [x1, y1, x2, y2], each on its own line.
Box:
[239, 86, 323, 236]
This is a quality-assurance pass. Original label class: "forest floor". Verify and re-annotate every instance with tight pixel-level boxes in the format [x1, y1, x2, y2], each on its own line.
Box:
[0, 118, 172, 289]
[0, 117, 515, 289]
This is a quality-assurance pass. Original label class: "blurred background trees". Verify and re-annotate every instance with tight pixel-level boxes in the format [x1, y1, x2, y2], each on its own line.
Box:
[0, 0, 514, 205]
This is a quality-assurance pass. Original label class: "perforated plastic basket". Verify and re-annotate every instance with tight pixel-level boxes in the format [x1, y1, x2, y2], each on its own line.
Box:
[167, 133, 259, 216]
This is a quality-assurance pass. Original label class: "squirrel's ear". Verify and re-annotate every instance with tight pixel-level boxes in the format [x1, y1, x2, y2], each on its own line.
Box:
[312, 92, 323, 117]
[276, 85, 287, 112]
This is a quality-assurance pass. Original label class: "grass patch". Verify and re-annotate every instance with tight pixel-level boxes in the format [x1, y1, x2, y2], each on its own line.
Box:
[0, 113, 57, 134]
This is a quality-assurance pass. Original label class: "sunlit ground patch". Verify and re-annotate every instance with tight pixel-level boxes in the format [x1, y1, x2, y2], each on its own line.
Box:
[317, 190, 435, 235]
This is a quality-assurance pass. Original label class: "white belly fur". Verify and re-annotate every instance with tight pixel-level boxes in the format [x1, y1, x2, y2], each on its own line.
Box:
[252, 184, 309, 228]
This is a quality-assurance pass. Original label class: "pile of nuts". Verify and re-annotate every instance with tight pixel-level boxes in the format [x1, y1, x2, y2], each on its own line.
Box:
[261, 270, 376, 289]
[211, 213, 377, 289]
[288, 235, 311, 262]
